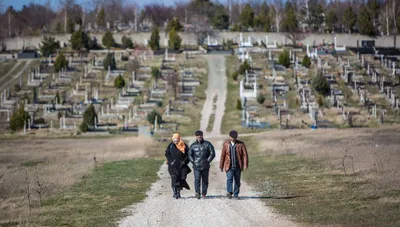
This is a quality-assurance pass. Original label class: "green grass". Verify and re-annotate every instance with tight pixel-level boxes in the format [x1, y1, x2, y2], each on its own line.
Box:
[33, 158, 162, 226]
[242, 137, 400, 227]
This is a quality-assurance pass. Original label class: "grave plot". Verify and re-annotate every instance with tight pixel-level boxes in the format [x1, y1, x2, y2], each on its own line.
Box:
[155, 53, 209, 137]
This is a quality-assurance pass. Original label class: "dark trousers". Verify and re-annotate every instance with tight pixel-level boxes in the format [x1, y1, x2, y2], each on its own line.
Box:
[194, 168, 209, 195]
[226, 168, 241, 197]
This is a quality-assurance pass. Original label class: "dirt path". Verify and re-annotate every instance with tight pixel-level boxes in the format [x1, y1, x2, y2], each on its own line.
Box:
[0, 60, 30, 91]
[118, 55, 297, 227]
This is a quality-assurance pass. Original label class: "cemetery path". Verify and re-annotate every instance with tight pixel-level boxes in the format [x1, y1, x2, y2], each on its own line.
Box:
[0, 60, 30, 91]
[118, 138, 297, 227]
[118, 55, 297, 227]
[200, 55, 227, 136]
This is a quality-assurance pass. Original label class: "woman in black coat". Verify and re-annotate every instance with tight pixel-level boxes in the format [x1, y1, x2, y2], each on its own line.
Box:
[165, 133, 191, 199]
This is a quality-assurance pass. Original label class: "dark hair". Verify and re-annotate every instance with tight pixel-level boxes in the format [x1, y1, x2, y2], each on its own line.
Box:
[229, 130, 238, 139]
[195, 130, 203, 136]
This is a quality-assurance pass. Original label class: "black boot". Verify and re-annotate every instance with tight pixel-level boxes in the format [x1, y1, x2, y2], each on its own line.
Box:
[176, 187, 181, 198]
[172, 187, 178, 199]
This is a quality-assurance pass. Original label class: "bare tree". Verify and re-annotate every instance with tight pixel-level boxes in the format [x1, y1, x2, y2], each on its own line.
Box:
[189, 14, 213, 45]
[271, 0, 284, 32]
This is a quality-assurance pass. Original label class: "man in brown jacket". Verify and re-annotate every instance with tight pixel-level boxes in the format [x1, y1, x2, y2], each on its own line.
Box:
[219, 130, 249, 199]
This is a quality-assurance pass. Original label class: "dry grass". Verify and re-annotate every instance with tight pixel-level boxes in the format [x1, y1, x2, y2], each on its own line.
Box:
[0, 136, 167, 224]
[242, 126, 400, 226]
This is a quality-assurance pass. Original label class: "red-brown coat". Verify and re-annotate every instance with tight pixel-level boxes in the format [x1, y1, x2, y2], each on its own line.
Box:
[219, 140, 249, 172]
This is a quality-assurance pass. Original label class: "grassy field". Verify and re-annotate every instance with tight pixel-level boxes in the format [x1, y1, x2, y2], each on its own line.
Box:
[34, 158, 162, 226]
[0, 60, 18, 78]
[0, 137, 168, 226]
[241, 127, 400, 227]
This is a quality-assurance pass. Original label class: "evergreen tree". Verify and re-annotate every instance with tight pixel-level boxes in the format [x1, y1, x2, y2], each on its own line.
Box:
[279, 50, 291, 68]
[149, 27, 160, 50]
[305, 0, 324, 31]
[70, 29, 89, 50]
[80, 104, 98, 132]
[240, 4, 255, 29]
[114, 75, 125, 89]
[39, 36, 60, 58]
[254, 1, 272, 32]
[121, 36, 134, 49]
[312, 71, 330, 96]
[358, 5, 375, 36]
[55, 91, 61, 104]
[168, 28, 182, 50]
[236, 99, 242, 110]
[151, 67, 161, 84]
[147, 110, 162, 125]
[102, 31, 115, 49]
[302, 55, 311, 68]
[213, 11, 230, 30]
[166, 18, 184, 33]
[325, 10, 338, 33]
[54, 52, 68, 72]
[343, 6, 357, 33]
[366, 0, 380, 26]
[282, 2, 298, 33]
[9, 103, 28, 131]
[103, 53, 116, 70]
[97, 7, 106, 28]
[238, 60, 251, 75]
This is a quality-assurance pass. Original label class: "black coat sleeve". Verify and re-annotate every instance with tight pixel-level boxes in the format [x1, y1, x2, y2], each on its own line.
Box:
[165, 143, 172, 165]
[188, 144, 194, 164]
[182, 144, 190, 165]
[207, 142, 216, 163]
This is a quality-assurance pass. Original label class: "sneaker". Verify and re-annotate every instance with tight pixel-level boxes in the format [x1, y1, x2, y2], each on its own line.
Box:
[202, 194, 206, 199]
[233, 196, 240, 200]
[227, 193, 233, 199]
[195, 193, 200, 199]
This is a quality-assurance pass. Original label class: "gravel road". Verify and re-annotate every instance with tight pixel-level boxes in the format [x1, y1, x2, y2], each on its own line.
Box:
[118, 55, 297, 227]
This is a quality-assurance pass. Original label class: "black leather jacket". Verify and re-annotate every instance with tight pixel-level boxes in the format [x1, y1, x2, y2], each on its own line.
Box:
[188, 140, 216, 170]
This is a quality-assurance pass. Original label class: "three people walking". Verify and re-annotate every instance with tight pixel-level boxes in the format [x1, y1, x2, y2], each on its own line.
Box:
[165, 130, 248, 200]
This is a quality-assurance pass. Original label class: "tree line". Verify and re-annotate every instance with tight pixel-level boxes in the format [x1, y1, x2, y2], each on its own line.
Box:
[0, 0, 399, 40]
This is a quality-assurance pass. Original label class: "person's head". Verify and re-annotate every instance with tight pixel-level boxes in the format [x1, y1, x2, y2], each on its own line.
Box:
[229, 130, 238, 142]
[195, 130, 203, 142]
[172, 133, 181, 145]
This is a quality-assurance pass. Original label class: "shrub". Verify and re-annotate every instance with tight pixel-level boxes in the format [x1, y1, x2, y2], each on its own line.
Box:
[14, 84, 21, 93]
[236, 99, 243, 110]
[114, 75, 126, 89]
[103, 53, 116, 70]
[257, 93, 266, 104]
[312, 71, 330, 96]
[302, 55, 311, 68]
[54, 53, 68, 72]
[279, 50, 290, 68]
[232, 71, 239, 81]
[80, 104, 97, 132]
[147, 110, 162, 125]
[238, 60, 251, 75]
[10, 104, 28, 131]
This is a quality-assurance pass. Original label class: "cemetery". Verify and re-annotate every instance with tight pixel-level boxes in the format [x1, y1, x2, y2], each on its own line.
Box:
[0, 41, 208, 137]
[1, 32, 399, 137]
[222, 35, 400, 133]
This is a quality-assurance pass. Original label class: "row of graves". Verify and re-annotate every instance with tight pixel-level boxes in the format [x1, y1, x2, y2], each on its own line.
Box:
[343, 46, 400, 124]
